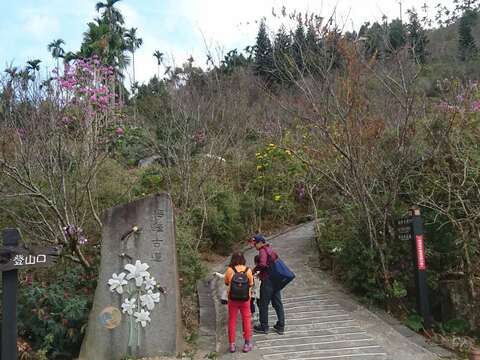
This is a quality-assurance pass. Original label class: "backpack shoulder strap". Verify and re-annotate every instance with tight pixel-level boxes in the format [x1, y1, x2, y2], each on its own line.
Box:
[266, 247, 278, 264]
[230, 265, 238, 273]
[238, 266, 249, 274]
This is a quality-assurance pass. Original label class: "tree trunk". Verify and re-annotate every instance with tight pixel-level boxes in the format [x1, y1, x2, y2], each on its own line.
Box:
[133, 51, 137, 122]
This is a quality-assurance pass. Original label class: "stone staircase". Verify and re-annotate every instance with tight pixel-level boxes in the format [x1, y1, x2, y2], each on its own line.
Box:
[254, 291, 387, 360]
[209, 223, 455, 360]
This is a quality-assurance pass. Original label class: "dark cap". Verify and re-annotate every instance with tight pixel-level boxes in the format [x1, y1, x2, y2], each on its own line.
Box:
[253, 234, 266, 243]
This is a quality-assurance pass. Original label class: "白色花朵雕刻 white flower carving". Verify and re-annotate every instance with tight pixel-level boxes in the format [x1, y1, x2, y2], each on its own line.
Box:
[124, 260, 150, 287]
[108, 272, 128, 294]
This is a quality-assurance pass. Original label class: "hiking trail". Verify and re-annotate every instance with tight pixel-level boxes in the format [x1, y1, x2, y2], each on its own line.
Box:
[207, 222, 455, 360]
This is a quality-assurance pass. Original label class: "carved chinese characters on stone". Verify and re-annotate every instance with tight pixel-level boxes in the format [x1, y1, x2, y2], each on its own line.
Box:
[150, 208, 166, 263]
[79, 193, 182, 360]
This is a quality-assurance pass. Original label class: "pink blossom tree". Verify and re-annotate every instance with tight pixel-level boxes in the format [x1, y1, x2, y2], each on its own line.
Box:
[0, 57, 120, 270]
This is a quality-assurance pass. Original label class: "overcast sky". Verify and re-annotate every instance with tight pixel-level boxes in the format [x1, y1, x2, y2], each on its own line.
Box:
[0, 0, 455, 84]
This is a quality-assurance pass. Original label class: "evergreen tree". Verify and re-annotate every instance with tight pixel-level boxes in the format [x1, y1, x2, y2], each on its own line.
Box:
[220, 49, 250, 74]
[323, 28, 343, 70]
[344, 31, 358, 42]
[254, 20, 274, 82]
[406, 9, 429, 64]
[153, 50, 164, 79]
[305, 24, 321, 75]
[80, 0, 128, 70]
[273, 25, 293, 83]
[359, 22, 370, 38]
[387, 19, 407, 53]
[47, 39, 65, 70]
[80, 17, 128, 70]
[458, 9, 478, 61]
[365, 22, 386, 59]
[305, 24, 319, 53]
[292, 20, 306, 72]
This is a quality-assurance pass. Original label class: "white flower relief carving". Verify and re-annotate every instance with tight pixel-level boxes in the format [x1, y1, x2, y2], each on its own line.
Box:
[140, 290, 160, 310]
[134, 309, 151, 327]
[108, 272, 128, 294]
[124, 260, 150, 287]
[121, 298, 136, 315]
[143, 275, 157, 291]
[107, 259, 161, 335]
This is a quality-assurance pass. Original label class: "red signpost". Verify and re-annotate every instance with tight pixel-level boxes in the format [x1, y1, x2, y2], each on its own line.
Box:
[415, 235, 426, 271]
[397, 208, 431, 329]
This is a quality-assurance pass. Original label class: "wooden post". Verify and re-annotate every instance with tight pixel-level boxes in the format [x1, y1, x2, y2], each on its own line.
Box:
[410, 208, 431, 329]
[1, 229, 20, 360]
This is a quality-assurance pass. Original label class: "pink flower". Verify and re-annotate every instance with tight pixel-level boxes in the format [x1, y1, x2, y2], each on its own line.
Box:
[61, 116, 72, 125]
[436, 101, 460, 113]
[16, 128, 27, 138]
[115, 127, 125, 136]
[471, 100, 480, 112]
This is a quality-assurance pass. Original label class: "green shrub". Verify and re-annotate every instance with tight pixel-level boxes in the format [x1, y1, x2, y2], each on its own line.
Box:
[318, 210, 387, 304]
[133, 167, 165, 197]
[406, 313, 424, 332]
[442, 318, 470, 334]
[176, 218, 206, 296]
[109, 125, 150, 166]
[17, 265, 95, 359]
[239, 192, 261, 233]
[205, 191, 244, 254]
[96, 158, 138, 209]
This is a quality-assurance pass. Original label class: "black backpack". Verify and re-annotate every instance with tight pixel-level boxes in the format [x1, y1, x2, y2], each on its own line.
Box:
[229, 266, 250, 301]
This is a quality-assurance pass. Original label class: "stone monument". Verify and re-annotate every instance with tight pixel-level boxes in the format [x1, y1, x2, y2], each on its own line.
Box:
[79, 193, 182, 359]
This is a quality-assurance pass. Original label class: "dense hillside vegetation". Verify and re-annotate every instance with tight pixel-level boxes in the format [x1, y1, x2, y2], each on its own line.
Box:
[1, 0, 480, 358]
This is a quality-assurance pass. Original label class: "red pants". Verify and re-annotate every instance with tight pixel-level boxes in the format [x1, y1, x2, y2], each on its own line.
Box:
[228, 299, 252, 343]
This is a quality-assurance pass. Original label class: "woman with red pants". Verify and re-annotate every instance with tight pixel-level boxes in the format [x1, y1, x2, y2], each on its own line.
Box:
[224, 252, 254, 353]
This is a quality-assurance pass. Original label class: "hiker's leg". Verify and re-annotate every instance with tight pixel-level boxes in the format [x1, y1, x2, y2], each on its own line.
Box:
[271, 289, 285, 328]
[228, 300, 239, 344]
[240, 300, 252, 341]
[259, 279, 273, 330]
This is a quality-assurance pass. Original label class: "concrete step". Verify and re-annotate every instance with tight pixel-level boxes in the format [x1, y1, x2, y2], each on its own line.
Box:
[256, 332, 372, 348]
[282, 294, 333, 304]
[268, 309, 348, 320]
[258, 338, 377, 353]
[259, 344, 387, 360]
[283, 304, 342, 312]
[283, 300, 340, 309]
[269, 314, 354, 325]
[253, 320, 361, 336]
[253, 326, 364, 341]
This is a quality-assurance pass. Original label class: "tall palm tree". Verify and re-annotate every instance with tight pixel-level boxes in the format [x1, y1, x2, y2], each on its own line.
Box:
[63, 51, 78, 64]
[125, 27, 143, 121]
[125, 27, 143, 86]
[26, 59, 42, 81]
[81, 18, 129, 70]
[18, 69, 34, 90]
[153, 50, 164, 79]
[4, 67, 18, 79]
[95, 0, 124, 29]
[47, 39, 65, 70]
